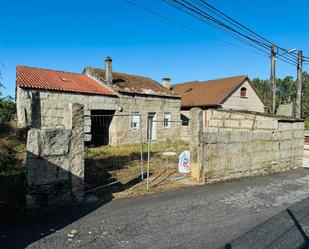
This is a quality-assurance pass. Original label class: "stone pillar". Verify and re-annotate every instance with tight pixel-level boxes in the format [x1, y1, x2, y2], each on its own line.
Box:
[70, 103, 85, 201]
[25, 103, 85, 209]
[190, 108, 204, 182]
[26, 128, 73, 209]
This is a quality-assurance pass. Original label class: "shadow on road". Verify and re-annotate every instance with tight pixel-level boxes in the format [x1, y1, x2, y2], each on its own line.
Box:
[223, 196, 309, 249]
[0, 198, 110, 249]
[0, 172, 148, 249]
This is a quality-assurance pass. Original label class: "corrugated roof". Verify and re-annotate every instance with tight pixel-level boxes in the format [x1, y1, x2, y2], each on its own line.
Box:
[171, 75, 248, 108]
[16, 66, 116, 96]
[89, 68, 180, 98]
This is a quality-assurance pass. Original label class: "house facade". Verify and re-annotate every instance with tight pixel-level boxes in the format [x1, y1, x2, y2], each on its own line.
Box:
[171, 75, 266, 140]
[172, 75, 265, 114]
[16, 57, 181, 145]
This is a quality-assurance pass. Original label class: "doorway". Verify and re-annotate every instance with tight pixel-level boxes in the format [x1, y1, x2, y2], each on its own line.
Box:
[90, 110, 115, 146]
[147, 112, 157, 141]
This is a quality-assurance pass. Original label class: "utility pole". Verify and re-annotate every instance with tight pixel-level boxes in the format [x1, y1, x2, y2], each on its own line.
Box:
[270, 45, 277, 114]
[295, 50, 303, 118]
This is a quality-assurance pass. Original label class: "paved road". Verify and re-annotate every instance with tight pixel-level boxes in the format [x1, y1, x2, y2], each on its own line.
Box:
[2, 169, 309, 249]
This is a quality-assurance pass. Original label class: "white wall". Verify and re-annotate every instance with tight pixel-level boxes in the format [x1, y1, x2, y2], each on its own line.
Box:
[221, 80, 265, 113]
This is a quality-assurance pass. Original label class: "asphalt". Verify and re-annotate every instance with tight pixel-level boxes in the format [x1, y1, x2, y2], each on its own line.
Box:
[2, 168, 309, 249]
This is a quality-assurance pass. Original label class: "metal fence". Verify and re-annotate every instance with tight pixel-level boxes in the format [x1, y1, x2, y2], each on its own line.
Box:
[84, 113, 189, 193]
[145, 118, 189, 189]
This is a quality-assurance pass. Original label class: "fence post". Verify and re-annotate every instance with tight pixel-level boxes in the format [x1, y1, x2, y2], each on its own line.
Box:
[70, 103, 85, 201]
[147, 116, 152, 190]
[190, 108, 204, 183]
[140, 114, 144, 180]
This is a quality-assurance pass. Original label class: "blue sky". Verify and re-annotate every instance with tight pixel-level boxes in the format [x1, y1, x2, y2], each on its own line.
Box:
[1, 0, 309, 97]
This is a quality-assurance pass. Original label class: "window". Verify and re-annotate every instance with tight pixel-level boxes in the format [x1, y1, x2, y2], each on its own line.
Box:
[131, 112, 140, 131]
[163, 112, 171, 128]
[181, 114, 189, 126]
[240, 87, 247, 98]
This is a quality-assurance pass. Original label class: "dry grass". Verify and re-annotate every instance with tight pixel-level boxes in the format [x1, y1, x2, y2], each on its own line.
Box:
[85, 140, 191, 198]
[85, 140, 189, 160]
[0, 121, 27, 211]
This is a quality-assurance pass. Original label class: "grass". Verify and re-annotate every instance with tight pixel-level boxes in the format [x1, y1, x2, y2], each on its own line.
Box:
[0, 121, 27, 211]
[85, 140, 190, 160]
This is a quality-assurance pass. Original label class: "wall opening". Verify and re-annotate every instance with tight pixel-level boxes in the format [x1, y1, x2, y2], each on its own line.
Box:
[90, 110, 115, 146]
[240, 87, 247, 98]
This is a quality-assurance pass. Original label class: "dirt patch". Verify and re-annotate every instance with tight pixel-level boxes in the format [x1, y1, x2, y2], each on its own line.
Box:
[112, 169, 192, 200]
[84, 141, 193, 199]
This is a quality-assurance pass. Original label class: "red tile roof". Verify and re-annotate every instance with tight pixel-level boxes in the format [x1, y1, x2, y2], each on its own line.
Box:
[88, 67, 180, 98]
[171, 75, 249, 108]
[16, 66, 115, 96]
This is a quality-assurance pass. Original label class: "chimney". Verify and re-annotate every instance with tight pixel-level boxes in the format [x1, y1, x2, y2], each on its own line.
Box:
[105, 56, 113, 83]
[162, 77, 171, 89]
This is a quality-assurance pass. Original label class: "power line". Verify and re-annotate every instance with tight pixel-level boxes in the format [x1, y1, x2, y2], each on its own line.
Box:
[165, 0, 272, 50]
[162, 0, 298, 65]
[125, 0, 301, 67]
[193, 0, 279, 48]
[162, 0, 271, 56]
[123, 0, 271, 57]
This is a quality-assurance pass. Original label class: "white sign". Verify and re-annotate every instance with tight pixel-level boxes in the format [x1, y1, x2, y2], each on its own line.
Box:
[178, 150, 190, 174]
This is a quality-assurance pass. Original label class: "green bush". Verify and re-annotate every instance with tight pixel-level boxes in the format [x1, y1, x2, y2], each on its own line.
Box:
[0, 96, 15, 122]
[305, 118, 309, 130]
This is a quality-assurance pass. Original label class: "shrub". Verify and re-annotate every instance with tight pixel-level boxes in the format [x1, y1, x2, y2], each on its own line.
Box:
[0, 96, 15, 123]
[305, 118, 309, 130]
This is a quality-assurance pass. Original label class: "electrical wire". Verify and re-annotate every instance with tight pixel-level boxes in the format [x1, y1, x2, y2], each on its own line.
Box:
[124, 0, 302, 67]
[123, 0, 271, 57]
[163, 0, 298, 65]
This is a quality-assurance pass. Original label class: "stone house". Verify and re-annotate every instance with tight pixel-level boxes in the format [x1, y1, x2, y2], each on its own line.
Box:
[16, 57, 181, 145]
[172, 75, 265, 114]
[171, 75, 266, 140]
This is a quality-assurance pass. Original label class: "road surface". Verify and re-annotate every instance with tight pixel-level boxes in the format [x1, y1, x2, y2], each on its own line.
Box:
[1, 168, 309, 249]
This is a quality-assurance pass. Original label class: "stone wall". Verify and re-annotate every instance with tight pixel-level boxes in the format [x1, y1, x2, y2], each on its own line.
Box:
[180, 110, 191, 142]
[190, 108, 304, 183]
[26, 104, 84, 209]
[17, 87, 181, 145]
[276, 103, 294, 117]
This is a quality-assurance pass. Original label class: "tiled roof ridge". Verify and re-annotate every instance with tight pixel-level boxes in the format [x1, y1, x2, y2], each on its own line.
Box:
[17, 65, 83, 75]
[16, 65, 116, 96]
[174, 75, 247, 86]
[91, 67, 161, 83]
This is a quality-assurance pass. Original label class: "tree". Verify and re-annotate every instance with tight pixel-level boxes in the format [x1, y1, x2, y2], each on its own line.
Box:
[275, 76, 297, 110]
[252, 73, 309, 117]
[302, 72, 309, 118]
[251, 78, 271, 109]
[0, 66, 16, 122]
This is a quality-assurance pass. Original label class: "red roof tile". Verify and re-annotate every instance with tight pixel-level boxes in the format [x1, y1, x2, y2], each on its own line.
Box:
[16, 66, 115, 96]
[171, 76, 248, 108]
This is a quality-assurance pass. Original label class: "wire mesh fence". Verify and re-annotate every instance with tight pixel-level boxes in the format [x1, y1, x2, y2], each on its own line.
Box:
[145, 118, 190, 189]
[84, 113, 190, 193]
[84, 113, 144, 192]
